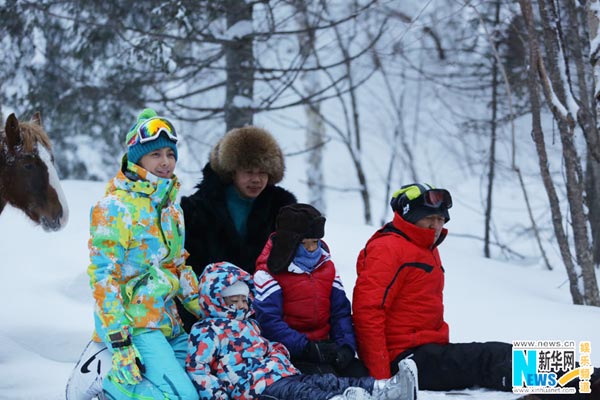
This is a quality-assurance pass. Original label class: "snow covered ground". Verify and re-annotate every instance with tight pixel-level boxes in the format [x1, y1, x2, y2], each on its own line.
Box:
[1, 179, 599, 400]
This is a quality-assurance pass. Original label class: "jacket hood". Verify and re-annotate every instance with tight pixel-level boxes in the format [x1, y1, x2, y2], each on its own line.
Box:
[197, 262, 256, 320]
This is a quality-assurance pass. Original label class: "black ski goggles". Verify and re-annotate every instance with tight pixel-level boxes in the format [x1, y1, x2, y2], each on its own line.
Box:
[419, 189, 452, 209]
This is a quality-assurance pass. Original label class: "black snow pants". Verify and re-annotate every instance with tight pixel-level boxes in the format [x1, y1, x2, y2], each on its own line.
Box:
[391, 341, 513, 391]
[259, 373, 375, 400]
[291, 356, 370, 378]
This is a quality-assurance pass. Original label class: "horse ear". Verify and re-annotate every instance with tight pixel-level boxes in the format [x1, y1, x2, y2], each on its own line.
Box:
[32, 111, 43, 126]
[5, 113, 23, 151]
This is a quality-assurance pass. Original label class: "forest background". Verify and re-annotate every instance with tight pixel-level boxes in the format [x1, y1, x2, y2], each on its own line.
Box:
[1, 0, 600, 307]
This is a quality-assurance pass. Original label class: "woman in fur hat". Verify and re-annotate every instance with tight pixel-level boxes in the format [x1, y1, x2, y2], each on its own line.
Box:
[178, 126, 296, 332]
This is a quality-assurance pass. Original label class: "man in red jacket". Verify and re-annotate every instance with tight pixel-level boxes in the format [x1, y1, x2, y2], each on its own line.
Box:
[352, 183, 512, 392]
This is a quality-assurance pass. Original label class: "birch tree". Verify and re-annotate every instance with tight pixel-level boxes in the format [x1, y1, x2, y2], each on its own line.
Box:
[294, 0, 326, 212]
[224, 0, 254, 130]
[519, 0, 599, 306]
[585, 0, 600, 266]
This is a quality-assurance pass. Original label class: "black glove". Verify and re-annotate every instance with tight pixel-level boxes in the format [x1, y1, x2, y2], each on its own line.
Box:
[334, 345, 355, 370]
[301, 340, 337, 364]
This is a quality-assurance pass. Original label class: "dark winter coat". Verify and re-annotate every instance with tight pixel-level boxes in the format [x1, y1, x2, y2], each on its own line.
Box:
[352, 212, 449, 379]
[181, 163, 297, 274]
[177, 163, 296, 331]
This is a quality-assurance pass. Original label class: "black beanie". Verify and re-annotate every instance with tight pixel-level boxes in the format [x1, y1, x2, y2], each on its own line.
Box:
[267, 204, 325, 274]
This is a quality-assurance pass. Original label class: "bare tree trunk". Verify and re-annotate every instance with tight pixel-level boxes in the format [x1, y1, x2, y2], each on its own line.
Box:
[347, 146, 371, 224]
[520, 0, 593, 305]
[304, 90, 326, 212]
[368, 33, 418, 224]
[341, 45, 371, 224]
[295, 2, 326, 212]
[324, 1, 373, 224]
[469, 2, 552, 268]
[537, 0, 599, 305]
[587, 0, 600, 151]
[584, 0, 600, 265]
[586, 158, 600, 265]
[224, 0, 254, 132]
[484, 0, 501, 259]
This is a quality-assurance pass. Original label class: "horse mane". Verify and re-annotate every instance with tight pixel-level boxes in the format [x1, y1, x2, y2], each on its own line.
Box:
[15, 121, 53, 153]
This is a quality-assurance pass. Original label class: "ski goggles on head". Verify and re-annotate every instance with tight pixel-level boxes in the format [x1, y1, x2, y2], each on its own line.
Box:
[394, 184, 453, 210]
[418, 188, 452, 209]
[126, 117, 178, 148]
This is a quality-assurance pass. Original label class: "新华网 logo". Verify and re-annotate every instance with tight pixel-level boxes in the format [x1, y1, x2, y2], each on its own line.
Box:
[512, 340, 592, 395]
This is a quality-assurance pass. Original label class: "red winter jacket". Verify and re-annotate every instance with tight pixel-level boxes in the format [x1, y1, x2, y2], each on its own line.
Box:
[256, 239, 334, 341]
[253, 237, 356, 356]
[352, 213, 449, 379]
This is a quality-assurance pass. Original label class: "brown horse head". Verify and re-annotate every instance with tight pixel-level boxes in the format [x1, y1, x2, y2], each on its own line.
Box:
[0, 112, 69, 231]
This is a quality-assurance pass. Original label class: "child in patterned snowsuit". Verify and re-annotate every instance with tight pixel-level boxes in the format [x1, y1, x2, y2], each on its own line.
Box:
[185, 261, 418, 400]
[86, 108, 201, 400]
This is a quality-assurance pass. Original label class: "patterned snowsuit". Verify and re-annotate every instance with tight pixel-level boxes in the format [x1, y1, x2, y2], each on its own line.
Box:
[88, 159, 201, 399]
[186, 262, 376, 399]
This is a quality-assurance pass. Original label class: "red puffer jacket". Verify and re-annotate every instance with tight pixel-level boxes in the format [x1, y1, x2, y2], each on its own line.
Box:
[352, 213, 449, 379]
[255, 238, 335, 342]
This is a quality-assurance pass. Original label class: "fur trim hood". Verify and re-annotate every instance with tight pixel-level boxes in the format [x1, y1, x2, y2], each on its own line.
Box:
[209, 126, 285, 184]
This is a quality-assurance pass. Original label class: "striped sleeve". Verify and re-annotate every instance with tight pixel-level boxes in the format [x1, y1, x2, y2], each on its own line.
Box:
[329, 265, 357, 351]
[253, 270, 309, 356]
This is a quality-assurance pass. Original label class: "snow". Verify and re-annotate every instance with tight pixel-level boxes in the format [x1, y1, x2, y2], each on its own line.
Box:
[1, 179, 599, 400]
[218, 20, 254, 40]
[232, 95, 254, 108]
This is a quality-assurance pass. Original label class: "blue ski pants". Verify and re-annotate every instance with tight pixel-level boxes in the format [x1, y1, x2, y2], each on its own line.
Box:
[103, 330, 198, 400]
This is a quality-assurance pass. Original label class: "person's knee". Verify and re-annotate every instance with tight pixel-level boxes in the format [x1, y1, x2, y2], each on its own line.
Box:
[165, 378, 198, 400]
[178, 384, 199, 400]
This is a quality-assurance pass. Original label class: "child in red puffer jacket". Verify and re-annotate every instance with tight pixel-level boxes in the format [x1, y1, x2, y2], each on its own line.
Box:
[253, 203, 368, 378]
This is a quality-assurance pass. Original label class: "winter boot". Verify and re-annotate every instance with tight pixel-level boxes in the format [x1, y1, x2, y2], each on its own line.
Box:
[372, 358, 418, 400]
[329, 386, 374, 400]
[65, 340, 111, 400]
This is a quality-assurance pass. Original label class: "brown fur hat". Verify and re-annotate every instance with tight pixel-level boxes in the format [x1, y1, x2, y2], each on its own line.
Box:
[209, 126, 285, 184]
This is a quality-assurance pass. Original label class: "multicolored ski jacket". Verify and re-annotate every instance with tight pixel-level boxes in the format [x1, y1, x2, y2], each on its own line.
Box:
[186, 262, 299, 399]
[88, 159, 201, 346]
[353, 212, 449, 379]
[253, 237, 356, 357]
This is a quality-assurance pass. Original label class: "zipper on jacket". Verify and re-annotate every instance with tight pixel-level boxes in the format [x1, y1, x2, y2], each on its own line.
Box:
[157, 179, 175, 261]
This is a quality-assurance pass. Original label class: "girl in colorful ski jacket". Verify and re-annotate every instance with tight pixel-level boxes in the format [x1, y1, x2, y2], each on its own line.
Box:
[253, 204, 367, 377]
[87, 108, 201, 400]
